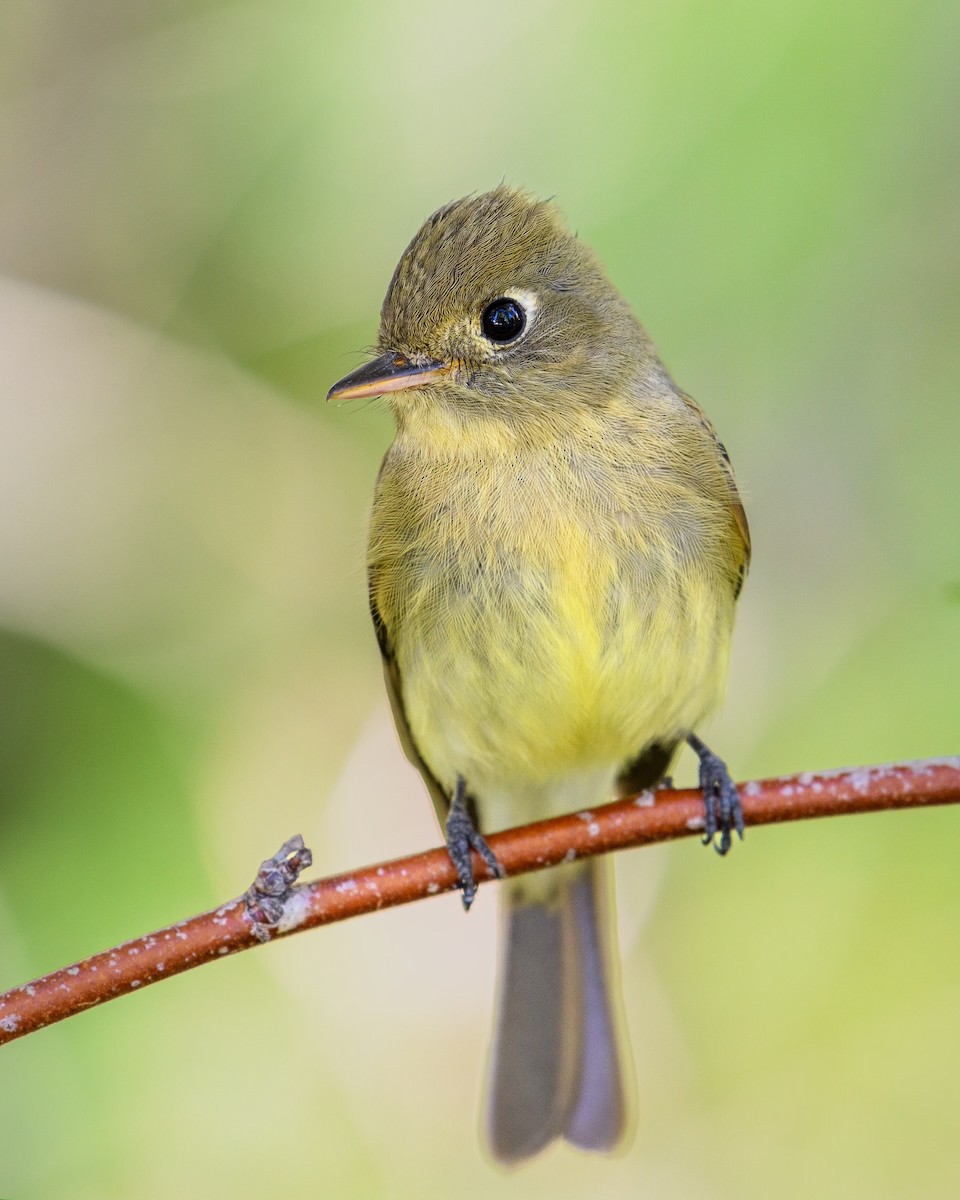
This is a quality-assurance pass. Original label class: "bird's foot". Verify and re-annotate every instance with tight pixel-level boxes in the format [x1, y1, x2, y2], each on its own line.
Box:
[686, 733, 743, 856]
[445, 777, 504, 911]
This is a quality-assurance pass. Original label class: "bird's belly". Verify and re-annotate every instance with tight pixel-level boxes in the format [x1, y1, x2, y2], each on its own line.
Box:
[398, 545, 731, 809]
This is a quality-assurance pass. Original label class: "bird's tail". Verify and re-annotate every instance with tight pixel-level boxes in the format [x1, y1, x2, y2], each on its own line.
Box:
[485, 859, 630, 1164]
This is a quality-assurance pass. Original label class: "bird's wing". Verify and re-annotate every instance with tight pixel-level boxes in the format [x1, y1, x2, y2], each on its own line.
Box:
[368, 571, 450, 827]
[615, 740, 679, 798]
[680, 391, 751, 593]
[616, 395, 749, 799]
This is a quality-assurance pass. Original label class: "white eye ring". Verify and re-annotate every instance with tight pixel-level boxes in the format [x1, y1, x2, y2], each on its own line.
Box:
[478, 289, 538, 346]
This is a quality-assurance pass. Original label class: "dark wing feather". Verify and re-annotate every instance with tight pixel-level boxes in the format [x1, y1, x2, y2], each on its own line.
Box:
[369, 571, 450, 828]
[615, 739, 678, 798]
[678, 391, 751, 596]
[616, 396, 749, 795]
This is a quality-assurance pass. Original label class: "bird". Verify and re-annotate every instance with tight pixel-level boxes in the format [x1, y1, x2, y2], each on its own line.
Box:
[327, 186, 750, 1164]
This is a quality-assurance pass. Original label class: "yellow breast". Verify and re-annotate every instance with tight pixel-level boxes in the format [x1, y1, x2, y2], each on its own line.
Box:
[370, 418, 739, 802]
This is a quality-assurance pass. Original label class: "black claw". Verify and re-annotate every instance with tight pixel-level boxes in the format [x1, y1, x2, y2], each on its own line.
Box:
[445, 776, 504, 910]
[686, 733, 743, 857]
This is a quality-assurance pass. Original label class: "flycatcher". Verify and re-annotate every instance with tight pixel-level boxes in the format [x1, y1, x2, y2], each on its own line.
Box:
[328, 187, 750, 1163]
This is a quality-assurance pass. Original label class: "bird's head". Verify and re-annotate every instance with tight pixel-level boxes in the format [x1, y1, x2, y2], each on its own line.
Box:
[327, 187, 665, 427]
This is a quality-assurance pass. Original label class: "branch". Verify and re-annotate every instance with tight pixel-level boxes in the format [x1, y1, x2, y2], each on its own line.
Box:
[1, 757, 957, 1047]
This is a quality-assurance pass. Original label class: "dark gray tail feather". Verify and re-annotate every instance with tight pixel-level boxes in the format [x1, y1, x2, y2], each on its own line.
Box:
[485, 860, 629, 1164]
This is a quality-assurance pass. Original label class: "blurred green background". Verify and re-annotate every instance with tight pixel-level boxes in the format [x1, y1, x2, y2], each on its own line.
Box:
[1, 1, 958, 1196]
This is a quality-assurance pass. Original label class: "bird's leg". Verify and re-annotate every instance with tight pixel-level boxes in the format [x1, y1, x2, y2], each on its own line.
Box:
[686, 732, 744, 856]
[445, 776, 504, 911]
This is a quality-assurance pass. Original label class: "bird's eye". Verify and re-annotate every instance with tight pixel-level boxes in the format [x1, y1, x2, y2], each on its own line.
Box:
[480, 297, 526, 344]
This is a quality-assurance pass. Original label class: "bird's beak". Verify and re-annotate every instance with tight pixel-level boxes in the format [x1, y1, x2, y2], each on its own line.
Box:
[326, 351, 449, 402]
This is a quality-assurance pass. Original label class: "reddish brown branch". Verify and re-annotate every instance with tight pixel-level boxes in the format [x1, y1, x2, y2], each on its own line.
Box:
[1, 757, 957, 1047]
